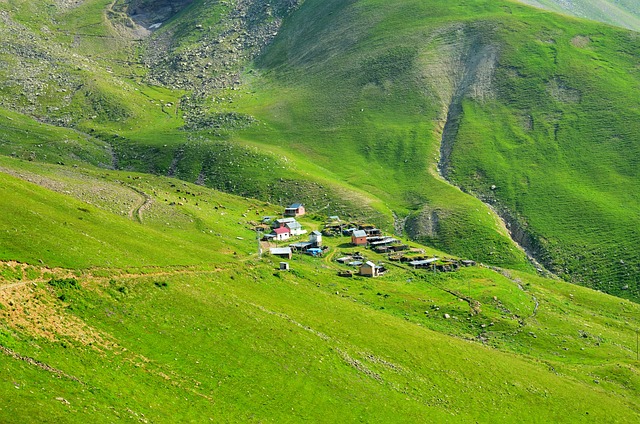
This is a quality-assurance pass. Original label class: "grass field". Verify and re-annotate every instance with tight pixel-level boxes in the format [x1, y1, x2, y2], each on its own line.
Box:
[0, 157, 639, 422]
[1, 0, 640, 420]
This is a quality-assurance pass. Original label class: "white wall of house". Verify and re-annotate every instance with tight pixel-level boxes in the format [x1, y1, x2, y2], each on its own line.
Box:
[276, 232, 291, 241]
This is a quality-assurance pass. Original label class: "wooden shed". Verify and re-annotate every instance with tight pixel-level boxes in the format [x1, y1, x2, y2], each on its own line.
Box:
[270, 247, 293, 259]
[359, 261, 380, 277]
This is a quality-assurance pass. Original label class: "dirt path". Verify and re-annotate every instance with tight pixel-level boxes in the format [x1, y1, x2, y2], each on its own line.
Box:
[0, 261, 225, 293]
[0, 345, 84, 383]
[126, 186, 153, 223]
[0, 261, 76, 292]
[0, 281, 37, 291]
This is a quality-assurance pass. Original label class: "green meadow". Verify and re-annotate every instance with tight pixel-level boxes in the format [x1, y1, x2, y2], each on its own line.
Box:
[1, 157, 639, 422]
[1, 0, 640, 421]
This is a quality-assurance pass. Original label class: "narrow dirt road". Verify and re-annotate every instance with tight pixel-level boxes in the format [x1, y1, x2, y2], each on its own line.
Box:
[126, 186, 153, 223]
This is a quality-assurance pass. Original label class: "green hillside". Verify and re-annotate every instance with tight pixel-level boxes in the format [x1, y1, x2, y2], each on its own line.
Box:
[1, 157, 639, 422]
[241, 0, 640, 299]
[516, 0, 640, 31]
[1, 0, 640, 421]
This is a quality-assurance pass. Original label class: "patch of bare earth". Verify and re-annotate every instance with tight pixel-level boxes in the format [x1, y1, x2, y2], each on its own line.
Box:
[53, 0, 86, 10]
[418, 23, 498, 179]
[571, 35, 590, 48]
[0, 281, 116, 350]
[547, 77, 581, 103]
[0, 261, 220, 400]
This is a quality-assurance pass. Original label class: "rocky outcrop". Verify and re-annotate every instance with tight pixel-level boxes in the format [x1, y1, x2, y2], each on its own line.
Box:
[141, 0, 305, 93]
[124, 0, 194, 28]
[420, 24, 498, 178]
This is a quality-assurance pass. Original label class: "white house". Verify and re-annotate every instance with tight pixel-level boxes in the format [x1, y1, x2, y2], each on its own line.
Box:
[272, 226, 291, 241]
[285, 220, 306, 236]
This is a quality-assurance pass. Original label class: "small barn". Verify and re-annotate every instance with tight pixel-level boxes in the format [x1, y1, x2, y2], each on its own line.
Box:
[270, 247, 293, 259]
[359, 261, 380, 277]
[272, 226, 291, 241]
[290, 241, 313, 252]
[284, 203, 306, 217]
[369, 237, 399, 248]
[364, 228, 382, 237]
[310, 230, 322, 247]
[409, 258, 439, 269]
[351, 229, 368, 246]
[342, 227, 357, 236]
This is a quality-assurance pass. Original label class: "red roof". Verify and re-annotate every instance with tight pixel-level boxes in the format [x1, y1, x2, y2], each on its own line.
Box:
[273, 227, 290, 235]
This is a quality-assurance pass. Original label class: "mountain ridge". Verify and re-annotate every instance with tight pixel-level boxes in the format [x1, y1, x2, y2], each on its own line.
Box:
[515, 0, 640, 31]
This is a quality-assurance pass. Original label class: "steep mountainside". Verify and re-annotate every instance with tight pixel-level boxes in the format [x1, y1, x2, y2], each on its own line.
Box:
[1, 1, 640, 421]
[248, 0, 640, 299]
[0, 1, 639, 294]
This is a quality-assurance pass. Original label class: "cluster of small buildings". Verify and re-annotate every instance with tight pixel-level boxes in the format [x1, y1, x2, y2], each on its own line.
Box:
[346, 228, 408, 253]
[267, 203, 326, 260]
[264, 217, 306, 241]
[264, 204, 476, 276]
[263, 203, 307, 242]
[336, 252, 387, 278]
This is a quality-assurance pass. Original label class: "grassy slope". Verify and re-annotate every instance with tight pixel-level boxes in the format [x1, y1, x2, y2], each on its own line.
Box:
[0, 107, 113, 167]
[0, 2, 640, 418]
[0, 157, 260, 268]
[0, 0, 531, 269]
[0, 1, 636, 284]
[3, 0, 638, 296]
[515, 0, 640, 31]
[226, 0, 640, 298]
[0, 158, 639, 422]
[236, 0, 533, 269]
[445, 11, 640, 299]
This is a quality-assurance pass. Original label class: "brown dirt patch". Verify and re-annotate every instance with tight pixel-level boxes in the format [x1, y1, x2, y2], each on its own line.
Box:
[0, 282, 116, 350]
